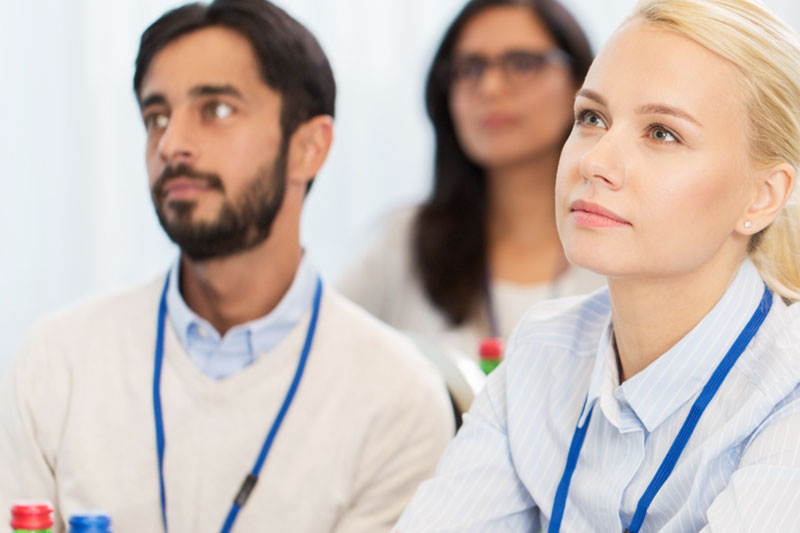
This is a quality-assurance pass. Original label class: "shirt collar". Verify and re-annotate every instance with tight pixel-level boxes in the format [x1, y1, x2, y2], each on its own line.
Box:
[581, 316, 617, 427]
[166, 253, 318, 356]
[581, 258, 765, 432]
[622, 259, 764, 432]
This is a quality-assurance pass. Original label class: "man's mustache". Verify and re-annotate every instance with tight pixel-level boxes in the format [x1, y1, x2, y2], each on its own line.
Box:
[152, 164, 225, 198]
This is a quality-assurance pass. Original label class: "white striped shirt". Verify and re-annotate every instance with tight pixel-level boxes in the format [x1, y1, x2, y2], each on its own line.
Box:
[395, 259, 800, 532]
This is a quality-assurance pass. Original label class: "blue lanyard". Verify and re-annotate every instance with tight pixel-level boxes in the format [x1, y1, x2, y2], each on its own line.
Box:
[153, 272, 323, 533]
[548, 284, 772, 533]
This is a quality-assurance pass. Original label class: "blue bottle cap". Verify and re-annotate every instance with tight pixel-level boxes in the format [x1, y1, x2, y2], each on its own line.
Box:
[68, 512, 112, 533]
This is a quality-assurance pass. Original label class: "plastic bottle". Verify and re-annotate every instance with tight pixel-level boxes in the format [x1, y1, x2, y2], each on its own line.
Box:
[10, 501, 53, 533]
[479, 338, 504, 375]
[67, 513, 112, 533]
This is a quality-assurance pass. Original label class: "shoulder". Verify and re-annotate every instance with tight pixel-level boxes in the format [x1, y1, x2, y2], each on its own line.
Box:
[317, 287, 447, 394]
[356, 205, 419, 252]
[30, 276, 163, 339]
[364, 205, 419, 255]
[508, 285, 611, 355]
[314, 287, 454, 434]
[738, 299, 800, 405]
[16, 276, 164, 366]
[385, 204, 419, 232]
[335, 205, 426, 318]
[7, 276, 165, 407]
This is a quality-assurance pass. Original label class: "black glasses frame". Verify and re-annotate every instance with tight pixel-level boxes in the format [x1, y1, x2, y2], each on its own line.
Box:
[444, 48, 571, 89]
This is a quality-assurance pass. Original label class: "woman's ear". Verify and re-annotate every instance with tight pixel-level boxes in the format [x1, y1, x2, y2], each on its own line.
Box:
[285, 115, 334, 187]
[738, 162, 795, 235]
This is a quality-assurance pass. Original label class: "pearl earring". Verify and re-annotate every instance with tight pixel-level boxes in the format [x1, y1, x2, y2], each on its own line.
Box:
[744, 220, 752, 229]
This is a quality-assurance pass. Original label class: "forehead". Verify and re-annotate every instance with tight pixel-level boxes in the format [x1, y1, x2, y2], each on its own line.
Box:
[140, 26, 269, 100]
[584, 20, 747, 122]
[454, 6, 557, 54]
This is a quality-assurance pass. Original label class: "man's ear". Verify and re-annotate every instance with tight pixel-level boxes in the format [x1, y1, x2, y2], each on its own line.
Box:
[285, 115, 334, 187]
[737, 162, 795, 235]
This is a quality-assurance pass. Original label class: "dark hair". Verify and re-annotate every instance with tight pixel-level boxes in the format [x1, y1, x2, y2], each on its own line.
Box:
[413, 0, 593, 327]
[133, 0, 335, 141]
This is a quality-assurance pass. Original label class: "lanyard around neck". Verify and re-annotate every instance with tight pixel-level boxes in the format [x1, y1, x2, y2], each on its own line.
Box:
[548, 283, 773, 533]
[153, 272, 323, 533]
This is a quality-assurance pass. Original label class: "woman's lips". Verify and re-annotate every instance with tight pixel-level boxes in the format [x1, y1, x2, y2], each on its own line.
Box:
[570, 199, 631, 228]
[480, 113, 520, 129]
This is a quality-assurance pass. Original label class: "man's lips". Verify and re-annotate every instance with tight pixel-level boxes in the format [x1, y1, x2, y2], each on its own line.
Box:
[570, 199, 631, 228]
[161, 177, 214, 199]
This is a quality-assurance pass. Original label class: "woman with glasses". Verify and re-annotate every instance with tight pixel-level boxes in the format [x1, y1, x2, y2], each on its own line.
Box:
[396, 0, 800, 530]
[339, 0, 603, 358]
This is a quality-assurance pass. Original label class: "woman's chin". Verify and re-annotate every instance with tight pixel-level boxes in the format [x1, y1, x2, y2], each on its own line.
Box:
[563, 249, 631, 279]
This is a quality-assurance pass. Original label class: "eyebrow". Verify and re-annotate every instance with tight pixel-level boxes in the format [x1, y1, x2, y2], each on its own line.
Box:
[575, 88, 606, 107]
[139, 93, 167, 109]
[189, 84, 243, 100]
[637, 103, 703, 127]
[138, 84, 244, 109]
[576, 89, 703, 128]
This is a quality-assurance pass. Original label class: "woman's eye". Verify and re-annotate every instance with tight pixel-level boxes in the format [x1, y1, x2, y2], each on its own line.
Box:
[650, 127, 677, 142]
[576, 110, 605, 128]
[204, 101, 234, 120]
[450, 57, 486, 83]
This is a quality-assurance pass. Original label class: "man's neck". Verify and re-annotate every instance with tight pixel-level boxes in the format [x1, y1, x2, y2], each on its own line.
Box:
[608, 249, 746, 382]
[179, 236, 302, 336]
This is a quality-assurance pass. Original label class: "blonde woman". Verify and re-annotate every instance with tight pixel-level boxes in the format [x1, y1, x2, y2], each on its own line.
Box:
[395, 0, 800, 530]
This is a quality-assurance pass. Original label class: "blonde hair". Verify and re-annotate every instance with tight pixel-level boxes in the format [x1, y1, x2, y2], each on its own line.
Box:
[631, 0, 800, 301]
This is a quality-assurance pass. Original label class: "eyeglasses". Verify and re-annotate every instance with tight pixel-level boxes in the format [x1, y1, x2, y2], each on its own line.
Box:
[447, 49, 570, 90]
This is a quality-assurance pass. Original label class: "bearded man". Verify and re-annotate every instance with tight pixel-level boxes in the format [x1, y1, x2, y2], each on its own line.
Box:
[0, 2, 453, 531]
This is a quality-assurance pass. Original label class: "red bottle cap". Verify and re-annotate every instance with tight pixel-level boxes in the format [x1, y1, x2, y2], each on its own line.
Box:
[10, 501, 54, 529]
[479, 338, 504, 360]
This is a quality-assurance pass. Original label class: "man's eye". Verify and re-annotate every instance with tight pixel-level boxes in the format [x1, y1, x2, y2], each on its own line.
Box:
[204, 102, 234, 120]
[145, 113, 169, 131]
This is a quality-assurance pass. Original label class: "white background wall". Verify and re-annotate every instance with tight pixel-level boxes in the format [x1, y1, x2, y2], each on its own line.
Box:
[1, 0, 798, 377]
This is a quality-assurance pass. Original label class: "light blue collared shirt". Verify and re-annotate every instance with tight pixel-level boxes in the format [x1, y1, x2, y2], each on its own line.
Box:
[396, 259, 800, 532]
[166, 255, 318, 379]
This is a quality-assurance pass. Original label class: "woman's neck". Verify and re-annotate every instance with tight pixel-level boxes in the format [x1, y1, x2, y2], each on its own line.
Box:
[608, 251, 746, 382]
[486, 151, 566, 284]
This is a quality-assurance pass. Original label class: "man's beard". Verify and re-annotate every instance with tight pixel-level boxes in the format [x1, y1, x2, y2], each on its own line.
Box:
[150, 148, 288, 261]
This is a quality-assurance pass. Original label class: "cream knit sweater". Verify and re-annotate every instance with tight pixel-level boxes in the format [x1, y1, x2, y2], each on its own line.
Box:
[0, 277, 454, 532]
